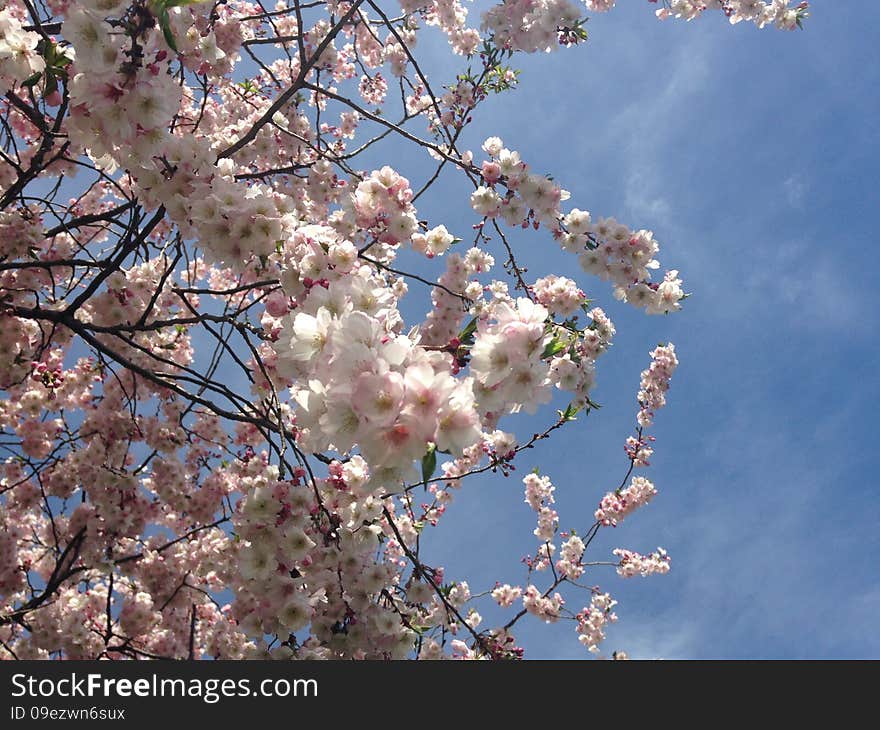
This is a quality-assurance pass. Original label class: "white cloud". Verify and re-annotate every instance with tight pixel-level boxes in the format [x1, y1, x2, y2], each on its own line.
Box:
[742, 240, 863, 331]
[783, 173, 808, 208]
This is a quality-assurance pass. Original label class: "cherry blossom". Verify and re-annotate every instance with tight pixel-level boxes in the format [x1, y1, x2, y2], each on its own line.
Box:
[0, 0, 805, 661]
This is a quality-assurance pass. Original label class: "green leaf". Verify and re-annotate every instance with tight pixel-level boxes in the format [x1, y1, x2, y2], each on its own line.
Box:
[457, 317, 478, 344]
[21, 72, 42, 88]
[158, 8, 179, 53]
[42, 40, 72, 70]
[557, 403, 581, 422]
[541, 336, 567, 359]
[421, 444, 437, 484]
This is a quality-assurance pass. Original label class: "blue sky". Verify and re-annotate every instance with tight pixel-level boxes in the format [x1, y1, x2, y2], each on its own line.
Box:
[371, 2, 880, 658]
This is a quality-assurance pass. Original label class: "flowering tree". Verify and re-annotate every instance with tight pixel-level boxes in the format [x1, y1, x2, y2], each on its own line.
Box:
[0, 0, 806, 660]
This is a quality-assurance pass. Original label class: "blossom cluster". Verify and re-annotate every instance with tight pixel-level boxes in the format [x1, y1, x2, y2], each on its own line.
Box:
[481, 0, 583, 54]
[655, 0, 809, 30]
[613, 547, 671, 578]
[637, 343, 679, 427]
[472, 137, 688, 313]
[523, 472, 558, 543]
[0, 8, 44, 93]
[576, 591, 618, 654]
[595, 476, 658, 527]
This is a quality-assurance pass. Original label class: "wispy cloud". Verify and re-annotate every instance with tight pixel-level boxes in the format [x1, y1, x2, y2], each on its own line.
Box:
[783, 173, 808, 208]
